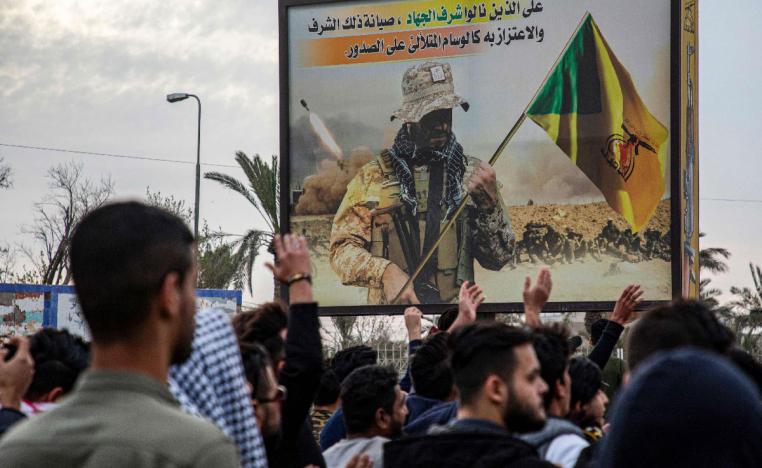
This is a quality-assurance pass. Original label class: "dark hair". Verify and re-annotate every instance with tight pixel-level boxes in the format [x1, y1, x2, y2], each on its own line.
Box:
[627, 300, 735, 371]
[437, 307, 459, 332]
[331, 345, 378, 383]
[533, 324, 571, 407]
[70, 202, 194, 343]
[569, 357, 602, 408]
[314, 368, 341, 406]
[727, 348, 762, 395]
[411, 332, 453, 401]
[233, 302, 288, 363]
[448, 323, 533, 406]
[25, 329, 90, 400]
[239, 341, 274, 400]
[590, 319, 608, 345]
[341, 365, 398, 434]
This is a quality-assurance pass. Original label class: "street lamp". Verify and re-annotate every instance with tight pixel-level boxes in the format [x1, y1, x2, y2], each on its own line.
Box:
[166, 92, 201, 240]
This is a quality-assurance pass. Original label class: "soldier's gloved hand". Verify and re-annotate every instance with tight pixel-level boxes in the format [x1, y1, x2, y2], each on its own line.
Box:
[382, 263, 420, 305]
[467, 161, 499, 211]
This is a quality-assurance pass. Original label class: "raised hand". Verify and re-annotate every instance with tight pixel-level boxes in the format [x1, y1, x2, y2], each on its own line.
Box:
[523, 267, 552, 327]
[266, 234, 313, 304]
[404, 307, 423, 341]
[0, 336, 35, 411]
[266, 234, 311, 282]
[448, 281, 484, 332]
[611, 284, 644, 325]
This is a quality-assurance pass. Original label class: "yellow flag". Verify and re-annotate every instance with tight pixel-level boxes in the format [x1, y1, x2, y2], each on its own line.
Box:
[527, 14, 668, 232]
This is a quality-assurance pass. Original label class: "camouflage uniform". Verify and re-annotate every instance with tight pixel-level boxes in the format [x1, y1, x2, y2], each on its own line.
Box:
[329, 154, 515, 304]
[330, 61, 515, 304]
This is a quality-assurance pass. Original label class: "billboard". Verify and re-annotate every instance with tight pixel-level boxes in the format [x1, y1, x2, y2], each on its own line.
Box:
[0, 284, 242, 339]
[280, 0, 698, 313]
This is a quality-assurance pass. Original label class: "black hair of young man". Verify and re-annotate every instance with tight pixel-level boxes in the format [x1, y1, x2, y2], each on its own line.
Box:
[532, 324, 571, 408]
[70, 201, 194, 344]
[410, 332, 453, 401]
[627, 299, 735, 371]
[448, 322, 534, 406]
[314, 368, 341, 406]
[437, 307, 459, 332]
[239, 341, 274, 397]
[25, 329, 90, 401]
[341, 365, 398, 435]
[568, 357, 602, 409]
[233, 302, 288, 363]
[331, 346, 378, 384]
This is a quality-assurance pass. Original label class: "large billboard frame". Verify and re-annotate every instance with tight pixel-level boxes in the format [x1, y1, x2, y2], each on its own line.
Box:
[279, 0, 699, 316]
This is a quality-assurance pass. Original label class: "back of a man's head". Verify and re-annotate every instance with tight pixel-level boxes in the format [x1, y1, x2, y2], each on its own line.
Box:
[331, 345, 378, 383]
[70, 202, 195, 344]
[410, 332, 453, 401]
[233, 302, 288, 363]
[437, 307, 458, 332]
[25, 329, 90, 401]
[627, 299, 734, 371]
[532, 324, 571, 408]
[341, 365, 400, 436]
[599, 348, 762, 467]
[314, 368, 341, 407]
[448, 323, 533, 406]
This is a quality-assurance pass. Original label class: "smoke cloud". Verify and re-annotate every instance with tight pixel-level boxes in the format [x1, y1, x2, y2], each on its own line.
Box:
[294, 147, 374, 215]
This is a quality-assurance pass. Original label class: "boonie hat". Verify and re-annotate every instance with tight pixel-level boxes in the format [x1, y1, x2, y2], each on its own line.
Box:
[391, 61, 469, 123]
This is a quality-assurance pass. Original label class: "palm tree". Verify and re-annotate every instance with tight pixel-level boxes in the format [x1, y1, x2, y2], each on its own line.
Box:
[698, 232, 731, 307]
[205, 152, 279, 296]
[727, 264, 762, 356]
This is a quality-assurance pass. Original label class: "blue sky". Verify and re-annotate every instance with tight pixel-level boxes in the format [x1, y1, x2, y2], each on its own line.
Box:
[0, 0, 759, 305]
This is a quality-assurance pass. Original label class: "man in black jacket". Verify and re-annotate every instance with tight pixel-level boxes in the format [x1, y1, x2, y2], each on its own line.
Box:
[384, 323, 554, 468]
[237, 233, 325, 468]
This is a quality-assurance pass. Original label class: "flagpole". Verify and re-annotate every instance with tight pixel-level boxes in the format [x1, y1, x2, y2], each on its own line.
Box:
[392, 12, 592, 304]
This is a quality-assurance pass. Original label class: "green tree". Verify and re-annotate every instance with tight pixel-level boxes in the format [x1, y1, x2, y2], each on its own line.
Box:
[145, 188, 240, 289]
[727, 263, 762, 356]
[698, 232, 731, 309]
[204, 152, 279, 295]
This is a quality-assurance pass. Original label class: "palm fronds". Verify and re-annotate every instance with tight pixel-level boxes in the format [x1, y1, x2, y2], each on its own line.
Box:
[204, 152, 279, 294]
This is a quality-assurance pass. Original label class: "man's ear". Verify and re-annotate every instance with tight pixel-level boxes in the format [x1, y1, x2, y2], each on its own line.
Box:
[156, 271, 182, 320]
[39, 386, 65, 403]
[554, 379, 567, 400]
[484, 374, 508, 405]
[375, 407, 391, 431]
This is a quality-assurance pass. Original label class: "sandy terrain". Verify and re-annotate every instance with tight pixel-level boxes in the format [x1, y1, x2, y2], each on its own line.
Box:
[292, 199, 673, 307]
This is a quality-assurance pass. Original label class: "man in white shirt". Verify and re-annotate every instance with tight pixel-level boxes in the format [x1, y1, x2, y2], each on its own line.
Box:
[322, 365, 407, 468]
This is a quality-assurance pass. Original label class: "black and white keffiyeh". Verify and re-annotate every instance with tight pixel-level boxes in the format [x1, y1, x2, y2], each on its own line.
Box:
[387, 125, 467, 219]
[170, 308, 268, 468]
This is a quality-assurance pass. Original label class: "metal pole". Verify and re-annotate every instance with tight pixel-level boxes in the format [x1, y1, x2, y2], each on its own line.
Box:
[189, 94, 201, 240]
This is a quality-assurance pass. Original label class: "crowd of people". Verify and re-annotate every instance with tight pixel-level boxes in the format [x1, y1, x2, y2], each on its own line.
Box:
[1, 201, 762, 467]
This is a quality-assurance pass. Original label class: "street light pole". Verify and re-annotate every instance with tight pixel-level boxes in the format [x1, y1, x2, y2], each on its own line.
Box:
[167, 92, 201, 239]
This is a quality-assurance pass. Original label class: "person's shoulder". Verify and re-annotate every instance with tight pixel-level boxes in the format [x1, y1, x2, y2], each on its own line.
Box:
[545, 433, 589, 467]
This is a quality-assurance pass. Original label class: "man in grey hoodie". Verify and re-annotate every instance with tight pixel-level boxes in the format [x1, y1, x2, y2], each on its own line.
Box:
[520, 325, 589, 468]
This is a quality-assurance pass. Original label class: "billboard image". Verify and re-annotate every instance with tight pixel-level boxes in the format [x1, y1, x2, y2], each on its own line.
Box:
[282, 0, 686, 310]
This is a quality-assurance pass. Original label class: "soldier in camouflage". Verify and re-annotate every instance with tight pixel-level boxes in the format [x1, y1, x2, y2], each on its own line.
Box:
[329, 62, 515, 305]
